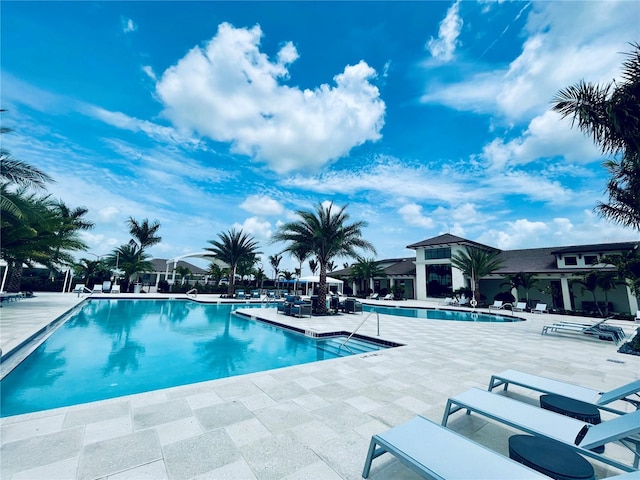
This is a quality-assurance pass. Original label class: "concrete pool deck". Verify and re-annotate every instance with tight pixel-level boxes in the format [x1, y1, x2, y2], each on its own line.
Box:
[1, 292, 639, 479]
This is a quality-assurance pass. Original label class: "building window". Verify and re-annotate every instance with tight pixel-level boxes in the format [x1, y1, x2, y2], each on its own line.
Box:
[584, 255, 598, 265]
[425, 247, 451, 260]
[564, 256, 578, 266]
[426, 264, 452, 297]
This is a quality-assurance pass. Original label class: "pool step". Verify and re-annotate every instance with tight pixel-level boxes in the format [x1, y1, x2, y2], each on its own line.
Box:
[318, 336, 384, 357]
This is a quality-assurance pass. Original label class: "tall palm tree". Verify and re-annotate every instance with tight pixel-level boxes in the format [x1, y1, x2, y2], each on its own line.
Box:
[596, 271, 622, 316]
[104, 244, 153, 288]
[308, 259, 318, 276]
[268, 253, 282, 282]
[575, 271, 603, 316]
[551, 42, 640, 229]
[205, 229, 261, 296]
[450, 247, 504, 305]
[126, 217, 162, 257]
[272, 202, 375, 313]
[175, 266, 191, 285]
[601, 247, 640, 298]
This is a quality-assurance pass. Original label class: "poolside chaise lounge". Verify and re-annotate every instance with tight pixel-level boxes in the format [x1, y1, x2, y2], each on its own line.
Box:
[362, 415, 549, 479]
[368, 293, 379, 300]
[489, 300, 507, 311]
[343, 297, 363, 313]
[542, 319, 626, 344]
[382, 293, 394, 300]
[442, 387, 640, 471]
[531, 303, 548, 314]
[488, 369, 640, 415]
[513, 302, 528, 312]
[441, 297, 454, 306]
[91, 284, 103, 294]
[110, 284, 121, 294]
[235, 290, 246, 299]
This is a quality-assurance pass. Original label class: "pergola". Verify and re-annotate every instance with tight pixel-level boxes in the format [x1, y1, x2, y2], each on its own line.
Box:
[165, 252, 227, 285]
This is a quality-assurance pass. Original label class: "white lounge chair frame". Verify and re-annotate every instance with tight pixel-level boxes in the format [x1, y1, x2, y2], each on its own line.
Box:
[488, 369, 640, 414]
[542, 320, 625, 344]
[512, 302, 527, 312]
[363, 415, 549, 479]
[442, 388, 640, 471]
[110, 284, 121, 294]
[488, 301, 507, 311]
[531, 303, 548, 314]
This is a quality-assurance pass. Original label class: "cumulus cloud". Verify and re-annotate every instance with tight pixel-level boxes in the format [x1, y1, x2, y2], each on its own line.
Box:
[232, 217, 272, 239]
[426, 1, 463, 62]
[398, 203, 435, 228]
[155, 22, 385, 174]
[240, 195, 284, 216]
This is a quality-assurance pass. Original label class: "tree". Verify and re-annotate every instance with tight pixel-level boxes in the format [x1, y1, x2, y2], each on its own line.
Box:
[551, 42, 640, 229]
[272, 202, 375, 314]
[205, 229, 262, 296]
[575, 271, 603, 316]
[268, 254, 282, 282]
[104, 244, 153, 290]
[207, 262, 223, 286]
[327, 261, 337, 273]
[350, 257, 386, 295]
[601, 247, 640, 298]
[450, 247, 504, 305]
[175, 266, 191, 285]
[127, 217, 162, 257]
[502, 272, 540, 306]
[308, 258, 318, 275]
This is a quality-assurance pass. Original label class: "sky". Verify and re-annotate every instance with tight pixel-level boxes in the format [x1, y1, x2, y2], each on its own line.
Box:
[2, 1, 639, 275]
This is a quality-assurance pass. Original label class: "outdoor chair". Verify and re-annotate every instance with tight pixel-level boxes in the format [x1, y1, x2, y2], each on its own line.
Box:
[110, 284, 121, 294]
[489, 300, 506, 311]
[362, 415, 550, 479]
[343, 297, 363, 313]
[235, 290, 246, 299]
[531, 303, 548, 314]
[382, 293, 393, 300]
[513, 302, 528, 312]
[441, 297, 454, 306]
[442, 387, 640, 471]
[91, 284, 103, 294]
[541, 319, 626, 344]
[251, 290, 260, 298]
[488, 369, 640, 415]
[368, 293, 379, 300]
[291, 301, 312, 318]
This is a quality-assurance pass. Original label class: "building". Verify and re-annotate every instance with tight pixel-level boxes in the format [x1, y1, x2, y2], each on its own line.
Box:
[334, 234, 639, 314]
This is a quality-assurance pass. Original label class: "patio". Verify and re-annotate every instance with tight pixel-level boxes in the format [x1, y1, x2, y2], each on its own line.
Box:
[1, 292, 639, 479]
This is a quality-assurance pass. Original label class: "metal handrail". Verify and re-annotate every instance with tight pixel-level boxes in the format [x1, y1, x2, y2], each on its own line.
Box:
[186, 288, 198, 298]
[339, 311, 379, 351]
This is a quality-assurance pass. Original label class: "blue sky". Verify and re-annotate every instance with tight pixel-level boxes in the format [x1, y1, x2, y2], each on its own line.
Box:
[2, 1, 639, 274]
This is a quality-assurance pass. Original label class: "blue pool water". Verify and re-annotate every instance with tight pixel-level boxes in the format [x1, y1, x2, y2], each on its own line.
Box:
[363, 305, 521, 322]
[0, 299, 387, 417]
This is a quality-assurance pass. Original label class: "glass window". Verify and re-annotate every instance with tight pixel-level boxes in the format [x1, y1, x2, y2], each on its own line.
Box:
[425, 248, 451, 260]
[584, 255, 598, 265]
[564, 256, 578, 266]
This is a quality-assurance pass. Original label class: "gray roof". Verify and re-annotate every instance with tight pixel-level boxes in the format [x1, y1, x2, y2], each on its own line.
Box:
[493, 247, 558, 274]
[406, 233, 497, 252]
[551, 241, 639, 255]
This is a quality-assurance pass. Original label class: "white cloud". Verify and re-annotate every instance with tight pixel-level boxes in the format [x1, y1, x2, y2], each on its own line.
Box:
[426, 1, 463, 62]
[240, 195, 284, 216]
[421, 1, 637, 121]
[398, 204, 435, 229]
[232, 217, 272, 240]
[480, 110, 602, 170]
[155, 22, 385, 174]
[122, 17, 137, 33]
[142, 66, 156, 81]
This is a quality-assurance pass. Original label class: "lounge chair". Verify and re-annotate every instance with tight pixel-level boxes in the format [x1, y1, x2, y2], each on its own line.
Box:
[512, 302, 528, 312]
[110, 284, 121, 294]
[542, 319, 626, 344]
[368, 293, 379, 300]
[291, 301, 312, 318]
[441, 297, 454, 306]
[235, 290, 246, 299]
[362, 415, 549, 479]
[343, 297, 363, 313]
[531, 303, 548, 314]
[442, 387, 640, 471]
[251, 289, 260, 298]
[382, 293, 394, 300]
[488, 300, 505, 311]
[488, 369, 640, 415]
[91, 284, 103, 294]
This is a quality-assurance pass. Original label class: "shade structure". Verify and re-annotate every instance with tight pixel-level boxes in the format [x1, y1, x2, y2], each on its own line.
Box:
[298, 275, 344, 295]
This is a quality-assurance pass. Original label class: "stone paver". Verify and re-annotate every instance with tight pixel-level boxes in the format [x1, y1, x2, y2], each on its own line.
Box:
[1, 293, 639, 479]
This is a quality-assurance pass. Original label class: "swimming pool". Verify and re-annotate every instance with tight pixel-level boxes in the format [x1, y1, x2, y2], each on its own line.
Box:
[363, 305, 521, 322]
[0, 299, 389, 417]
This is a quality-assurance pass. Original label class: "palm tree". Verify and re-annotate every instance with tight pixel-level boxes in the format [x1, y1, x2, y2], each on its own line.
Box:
[207, 262, 223, 286]
[502, 272, 540, 307]
[327, 261, 337, 273]
[450, 247, 504, 305]
[551, 42, 640, 229]
[268, 253, 282, 282]
[308, 259, 318, 276]
[205, 229, 261, 296]
[104, 244, 153, 290]
[601, 247, 640, 298]
[272, 202, 375, 314]
[126, 217, 162, 257]
[596, 271, 622, 316]
[575, 271, 603, 316]
[175, 266, 191, 285]
[350, 257, 386, 295]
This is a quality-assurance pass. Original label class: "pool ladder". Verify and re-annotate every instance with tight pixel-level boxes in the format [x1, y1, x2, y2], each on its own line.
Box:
[186, 288, 198, 299]
[339, 311, 380, 352]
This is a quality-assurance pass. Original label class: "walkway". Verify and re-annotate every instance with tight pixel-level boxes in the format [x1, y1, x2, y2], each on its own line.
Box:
[1, 293, 639, 479]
